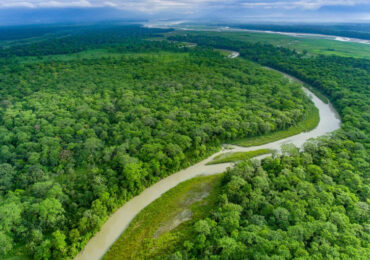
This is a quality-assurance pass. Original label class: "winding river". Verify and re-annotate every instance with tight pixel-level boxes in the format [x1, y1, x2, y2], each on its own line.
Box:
[173, 25, 370, 45]
[75, 54, 341, 260]
[223, 28, 370, 45]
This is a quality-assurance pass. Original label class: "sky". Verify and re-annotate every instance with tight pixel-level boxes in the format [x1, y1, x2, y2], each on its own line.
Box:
[0, 0, 369, 25]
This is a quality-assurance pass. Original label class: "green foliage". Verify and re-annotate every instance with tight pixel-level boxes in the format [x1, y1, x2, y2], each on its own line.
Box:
[0, 26, 314, 259]
[169, 33, 369, 146]
[0, 231, 13, 255]
[176, 138, 369, 259]
[0, 25, 173, 58]
[235, 106, 319, 147]
[2, 25, 368, 260]
[165, 31, 370, 260]
[0, 164, 16, 193]
[207, 149, 272, 165]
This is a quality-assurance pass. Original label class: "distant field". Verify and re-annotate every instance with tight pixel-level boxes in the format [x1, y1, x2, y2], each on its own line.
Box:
[167, 30, 370, 59]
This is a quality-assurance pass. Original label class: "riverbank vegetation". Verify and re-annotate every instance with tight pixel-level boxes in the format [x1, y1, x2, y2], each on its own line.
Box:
[104, 174, 223, 260]
[207, 149, 272, 165]
[0, 25, 316, 259]
[234, 106, 319, 147]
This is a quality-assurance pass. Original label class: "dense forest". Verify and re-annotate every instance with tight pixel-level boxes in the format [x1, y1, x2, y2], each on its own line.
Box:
[0, 25, 71, 41]
[169, 34, 369, 145]
[0, 25, 173, 58]
[173, 138, 369, 259]
[0, 25, 369, 259]
[0, 26, 315, 259]
[166, 32, 370, 259]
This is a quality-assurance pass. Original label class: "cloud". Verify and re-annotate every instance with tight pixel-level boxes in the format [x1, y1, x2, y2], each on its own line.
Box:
[0, 1, 37, 8]
[39, 1, 93, 8]
[241, 0, 369, 10]
[0, 0, 368, 11]
[0, 0, 368, 23]
[100, 0, 229, 13]
[0, 0, 114, 8]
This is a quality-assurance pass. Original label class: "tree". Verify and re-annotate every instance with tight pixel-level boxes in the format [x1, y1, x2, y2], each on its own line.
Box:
[0, 231, 13, 256]
[52, 230, 67, 259]
[34, 239, 52, 260]
[0, 200, 23, 234]
[194, 219, 212, 236]
[272, 207, 290, 229]
[33, 198, 65, 231]
[0, 163, 16, 193]
[217, 236, 239, 258]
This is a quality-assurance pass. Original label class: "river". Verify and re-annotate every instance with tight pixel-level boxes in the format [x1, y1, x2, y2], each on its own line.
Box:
[75, 54, 341, 260]
[224, 28, 370, 45]
[172, 25, 370, 45]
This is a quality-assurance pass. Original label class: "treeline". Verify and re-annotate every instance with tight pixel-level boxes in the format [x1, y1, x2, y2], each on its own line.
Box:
[0, 41, 311, 258]
[108, 40, 184, 54]
[0, 25, 172, 58]
[229, 24, 370, 40]
[0, 25, 70, 41]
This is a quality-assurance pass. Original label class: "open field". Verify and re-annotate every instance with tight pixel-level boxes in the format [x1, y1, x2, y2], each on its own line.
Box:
[207, 149, 272, 165]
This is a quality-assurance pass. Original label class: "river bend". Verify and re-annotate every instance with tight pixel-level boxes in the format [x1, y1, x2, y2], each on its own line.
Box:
[75, 57, 341, 260]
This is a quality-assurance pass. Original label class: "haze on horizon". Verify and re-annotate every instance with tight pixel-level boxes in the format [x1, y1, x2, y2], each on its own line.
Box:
[0, 0, 369, 26]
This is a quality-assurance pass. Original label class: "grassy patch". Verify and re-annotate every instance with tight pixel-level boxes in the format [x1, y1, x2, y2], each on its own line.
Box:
[215, 48, 233, 56]
[207, 149, 272, 165]
[103, 174, 224, 260]
[234, 106, 319, 147]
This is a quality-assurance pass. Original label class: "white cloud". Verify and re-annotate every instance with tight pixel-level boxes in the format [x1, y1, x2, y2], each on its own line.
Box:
[38, 1, 93, 8]
[103, 1, 118, 7]
[242, 0, 369, 10]
[0, 1, 36, 8]
[0, 0, 227, 11]
[0, 0, 368, 12]
[108, 0, 229, 12]
[0, 0, 116, 8]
